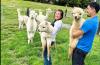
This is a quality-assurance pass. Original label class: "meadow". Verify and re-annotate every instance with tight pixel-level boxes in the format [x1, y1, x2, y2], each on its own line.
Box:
[1, 0, 100, 65]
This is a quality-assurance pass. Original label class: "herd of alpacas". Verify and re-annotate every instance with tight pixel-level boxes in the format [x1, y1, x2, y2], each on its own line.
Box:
[17, 7, 100, 61]
[17, 8, 54, 60]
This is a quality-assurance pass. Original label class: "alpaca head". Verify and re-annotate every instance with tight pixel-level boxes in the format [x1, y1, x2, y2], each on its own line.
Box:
[72, 7, 84, 21]
[46, 8, 53, 14]
[38, 20, 53, 33]
[29, 10, 37, 19]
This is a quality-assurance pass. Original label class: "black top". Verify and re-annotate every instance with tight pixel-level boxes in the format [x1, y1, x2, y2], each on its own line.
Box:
[51, 20, 56, 27]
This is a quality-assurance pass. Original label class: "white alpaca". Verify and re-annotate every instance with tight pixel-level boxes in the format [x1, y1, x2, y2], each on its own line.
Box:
[26, 10, 38, 44]
[68, 7, 85, 59]
[17, 8, 28, 29]
[36, 11, 48, 24]
[45, 8, 53, 18]
[36, 9, 52, 24]
[38, 21, 54, 61]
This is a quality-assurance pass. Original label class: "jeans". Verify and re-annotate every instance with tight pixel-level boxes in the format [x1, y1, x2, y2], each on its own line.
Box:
[44, 47, 52, 65]
[72, 48, 88, 65]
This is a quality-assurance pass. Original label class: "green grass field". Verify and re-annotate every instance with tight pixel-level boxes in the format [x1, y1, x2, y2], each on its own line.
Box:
[1, 0, 100, 65]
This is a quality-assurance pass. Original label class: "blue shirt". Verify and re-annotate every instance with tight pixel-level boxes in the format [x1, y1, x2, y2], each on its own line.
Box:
[76, 16, 99, 53]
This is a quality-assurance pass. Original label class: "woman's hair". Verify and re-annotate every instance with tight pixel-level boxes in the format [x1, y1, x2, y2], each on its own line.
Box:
[55, 9, 64, 20]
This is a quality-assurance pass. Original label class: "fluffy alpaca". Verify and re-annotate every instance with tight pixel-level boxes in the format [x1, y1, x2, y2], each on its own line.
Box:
[36, 9, 52, 24]
[17, 8, 28, 29]
[45, 8, 53, 17]
[26, 10, 38, 44]
[38, 21, 54, 61]
[36, 11, 48, 24]
[68, 7, 85, 59]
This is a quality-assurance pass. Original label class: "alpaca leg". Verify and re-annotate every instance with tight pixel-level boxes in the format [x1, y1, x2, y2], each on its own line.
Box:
[68, 46, 74, 60]
[31, 31, 36, 43]
[41, 37, 46, 58]
[71, 39, 78, 48]
[68, 38, 78, 60]
[47, 38, 51, 61]
[30, 32, 33, 43]
[21, 23, 24, 29]
[68, 37, 73, 60]
[19, 20, 22, 29]
[27, 31, 31, 44]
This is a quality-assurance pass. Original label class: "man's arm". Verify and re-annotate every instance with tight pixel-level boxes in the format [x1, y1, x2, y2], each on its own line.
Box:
[72, 29, 84, 38]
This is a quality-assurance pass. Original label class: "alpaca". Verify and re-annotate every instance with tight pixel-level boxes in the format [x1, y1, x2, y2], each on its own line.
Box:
[38, 21, 54, 61]
[36, 8, 52, 24]
[26, 10, 38, 44]
[17, 8, 28, 30]
[68, 7, 85, 60]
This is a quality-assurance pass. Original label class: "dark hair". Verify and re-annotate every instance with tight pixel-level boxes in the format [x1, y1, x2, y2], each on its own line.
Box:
[88, 2, 100, 13]
[55, 9, 64, 20]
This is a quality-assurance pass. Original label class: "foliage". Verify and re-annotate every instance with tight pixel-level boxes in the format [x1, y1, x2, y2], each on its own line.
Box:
[24, 0, 91, 8]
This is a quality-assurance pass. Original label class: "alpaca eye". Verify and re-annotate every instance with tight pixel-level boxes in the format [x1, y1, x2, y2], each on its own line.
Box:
[79, 13, 81, 15]
[43, 27, 45, 28]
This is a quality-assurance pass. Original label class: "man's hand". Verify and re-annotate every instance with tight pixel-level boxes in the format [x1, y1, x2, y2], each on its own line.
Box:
[72, 29, 84, 38]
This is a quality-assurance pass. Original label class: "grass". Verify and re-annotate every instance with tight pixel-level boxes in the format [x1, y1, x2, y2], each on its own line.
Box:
[1, 0, 100, 65]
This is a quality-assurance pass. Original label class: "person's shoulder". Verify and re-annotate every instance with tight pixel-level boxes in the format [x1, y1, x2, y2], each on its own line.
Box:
[82, 18, 92, 27]
[84, 16, 98, 27]
[85, 16, 97, 23]
[54, 20, 62, 27]
[93, 16, 99, 21]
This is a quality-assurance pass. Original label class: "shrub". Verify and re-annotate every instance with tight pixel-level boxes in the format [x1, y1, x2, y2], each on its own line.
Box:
[24, 0, 91, 8]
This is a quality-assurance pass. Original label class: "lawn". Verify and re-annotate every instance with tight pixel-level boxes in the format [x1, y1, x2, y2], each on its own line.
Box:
[1, 0, 100, 65]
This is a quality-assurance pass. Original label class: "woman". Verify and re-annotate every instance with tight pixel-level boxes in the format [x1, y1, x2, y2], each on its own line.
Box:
[44, 9, 63, 65]
[51, 9, 63, 45]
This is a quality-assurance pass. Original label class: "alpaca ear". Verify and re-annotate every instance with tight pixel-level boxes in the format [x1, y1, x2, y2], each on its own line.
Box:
[35, 18, 40, 25]
[82, 9, 85, 14]
[72, 7, 75, 12]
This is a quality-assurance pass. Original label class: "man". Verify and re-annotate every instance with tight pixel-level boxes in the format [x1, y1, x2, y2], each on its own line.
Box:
[72, 2, 100, 65]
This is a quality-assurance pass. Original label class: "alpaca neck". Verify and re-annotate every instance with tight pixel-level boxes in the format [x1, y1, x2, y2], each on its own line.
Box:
[46, 11, 49, 17]
[30, 17, 35, 21]
[73, 19, 81, 27]
[39, 11, 43, 15]
[74, 18, 81, 22]
[17, 10, 21, 17]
